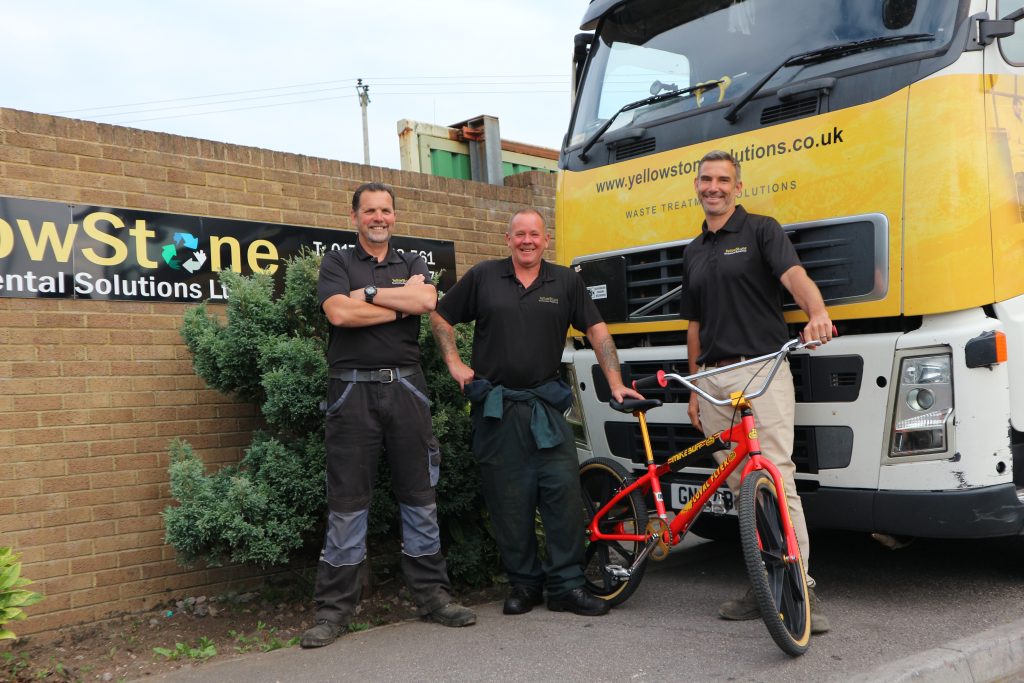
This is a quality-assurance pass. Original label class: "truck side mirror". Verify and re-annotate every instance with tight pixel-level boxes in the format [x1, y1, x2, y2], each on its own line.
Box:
[976, 8, 1024, 47]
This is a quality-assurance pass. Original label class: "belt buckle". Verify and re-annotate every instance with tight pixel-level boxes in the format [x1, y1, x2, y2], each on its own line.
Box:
[378, 368, 395, 384]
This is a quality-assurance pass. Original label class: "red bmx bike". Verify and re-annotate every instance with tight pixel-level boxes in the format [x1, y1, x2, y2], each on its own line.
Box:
[580, 337, 825, 656]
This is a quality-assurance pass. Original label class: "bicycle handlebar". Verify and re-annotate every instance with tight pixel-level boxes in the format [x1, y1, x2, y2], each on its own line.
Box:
[633, 330, 836, 407]
[631, 370, 668, 391]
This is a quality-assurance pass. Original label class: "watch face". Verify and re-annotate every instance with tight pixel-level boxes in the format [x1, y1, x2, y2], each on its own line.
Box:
[364, 285, 377, 301]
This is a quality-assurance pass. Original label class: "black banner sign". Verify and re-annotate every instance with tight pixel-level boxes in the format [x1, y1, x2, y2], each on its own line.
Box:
[0, 196, 457, 302]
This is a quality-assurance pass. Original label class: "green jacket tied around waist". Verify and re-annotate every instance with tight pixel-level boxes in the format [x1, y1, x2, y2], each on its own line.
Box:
[464, 378, 573, 450]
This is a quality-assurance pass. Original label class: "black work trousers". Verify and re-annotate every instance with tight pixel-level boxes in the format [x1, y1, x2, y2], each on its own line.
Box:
[313, 371, 451, 624]
[472, 399, 586, 596]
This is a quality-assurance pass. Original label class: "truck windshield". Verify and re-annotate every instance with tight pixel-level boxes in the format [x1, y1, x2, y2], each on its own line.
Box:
[568, 0, 959, 147]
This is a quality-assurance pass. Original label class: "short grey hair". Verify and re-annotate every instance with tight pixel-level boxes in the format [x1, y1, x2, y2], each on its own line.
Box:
[351, 182, 396, 212]
[507, 208, 546, 233]
[698, 150, 741, 182]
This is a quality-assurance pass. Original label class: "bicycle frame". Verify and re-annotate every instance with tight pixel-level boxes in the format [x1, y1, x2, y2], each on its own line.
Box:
[587, 342, 813, 574]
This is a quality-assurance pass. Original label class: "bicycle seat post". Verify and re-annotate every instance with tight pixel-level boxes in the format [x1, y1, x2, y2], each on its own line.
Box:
[636, 410, 669, 521]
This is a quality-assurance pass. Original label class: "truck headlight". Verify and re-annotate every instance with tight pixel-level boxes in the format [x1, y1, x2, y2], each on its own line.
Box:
[890, 353, 953, 457]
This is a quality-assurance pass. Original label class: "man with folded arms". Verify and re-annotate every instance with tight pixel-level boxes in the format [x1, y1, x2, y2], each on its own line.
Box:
[303, 182, 474, 649]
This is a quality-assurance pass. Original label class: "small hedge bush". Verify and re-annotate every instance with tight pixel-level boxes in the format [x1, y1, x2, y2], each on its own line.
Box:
[164, 251, 500, 586]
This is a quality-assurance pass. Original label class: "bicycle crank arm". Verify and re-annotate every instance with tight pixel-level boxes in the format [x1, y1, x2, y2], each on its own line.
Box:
[634, 535, 664, 567]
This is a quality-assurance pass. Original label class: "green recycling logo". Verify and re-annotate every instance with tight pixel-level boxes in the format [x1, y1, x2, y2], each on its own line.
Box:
[160, 232, 207, 273]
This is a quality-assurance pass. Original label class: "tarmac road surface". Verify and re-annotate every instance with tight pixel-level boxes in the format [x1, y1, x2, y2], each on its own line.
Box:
[149, 529, 1024, 682]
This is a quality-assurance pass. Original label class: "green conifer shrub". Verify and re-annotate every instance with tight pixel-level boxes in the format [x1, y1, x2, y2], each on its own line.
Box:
[164, 252, 500, 585]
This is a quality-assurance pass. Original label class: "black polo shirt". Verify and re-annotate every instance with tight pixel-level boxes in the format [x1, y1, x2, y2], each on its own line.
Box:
[436, 258, 602, 389]
[680, 205, 800, 365]
[317, 242, 428, 369]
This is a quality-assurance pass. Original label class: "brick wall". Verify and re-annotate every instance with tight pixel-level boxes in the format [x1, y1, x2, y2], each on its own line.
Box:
[0, 107, 557, 638]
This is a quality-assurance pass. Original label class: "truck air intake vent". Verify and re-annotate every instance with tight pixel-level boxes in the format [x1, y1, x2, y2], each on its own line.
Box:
[614, 137, 656, 161]
[572, 248, 684, 324]
[760, 97, 818, 125]
[785, 217, 884, 307]
[624, 245, 684, 320]
[831, 372, 858, 387]
[790, 354, 863, 403]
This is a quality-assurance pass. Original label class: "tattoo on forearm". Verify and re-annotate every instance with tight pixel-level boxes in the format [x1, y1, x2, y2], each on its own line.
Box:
[595, 336, 621, 379]
[430, 318, 458, 362]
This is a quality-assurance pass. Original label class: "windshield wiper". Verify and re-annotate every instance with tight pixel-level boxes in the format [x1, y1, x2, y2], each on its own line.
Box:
[578, 80, 723, 162]
[724, 33, 934, 124]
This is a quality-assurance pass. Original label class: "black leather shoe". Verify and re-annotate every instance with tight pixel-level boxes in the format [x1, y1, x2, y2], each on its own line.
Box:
[503, 585, 544, 615]
[547, 587, 610, 616]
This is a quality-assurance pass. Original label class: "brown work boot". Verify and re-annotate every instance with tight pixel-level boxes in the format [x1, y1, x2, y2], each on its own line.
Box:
[424, 602, 476, 627]
[808, 587, 830, 634]
[718, 587, 760, 620]
[300, 619, 346, 649]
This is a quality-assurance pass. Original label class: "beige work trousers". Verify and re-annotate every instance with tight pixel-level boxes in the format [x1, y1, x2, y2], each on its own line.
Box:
[695, 361, 810, 571]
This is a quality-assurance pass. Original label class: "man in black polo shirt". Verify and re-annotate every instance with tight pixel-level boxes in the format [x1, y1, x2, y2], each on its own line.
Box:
[682, 150, 833, 633]
[430, 208, 643, 617]
[301, 182, 475, 649]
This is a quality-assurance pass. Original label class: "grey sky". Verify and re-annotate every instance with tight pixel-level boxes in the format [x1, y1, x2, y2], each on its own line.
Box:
[2, 1, 586, 169]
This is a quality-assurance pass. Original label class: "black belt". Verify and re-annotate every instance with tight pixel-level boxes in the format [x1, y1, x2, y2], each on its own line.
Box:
[329, 365, 420, 383]
[706, 356, 747, 368]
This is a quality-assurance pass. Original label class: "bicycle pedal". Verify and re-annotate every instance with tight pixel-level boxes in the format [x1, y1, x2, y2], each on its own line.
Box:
[605, 564, 630, 579]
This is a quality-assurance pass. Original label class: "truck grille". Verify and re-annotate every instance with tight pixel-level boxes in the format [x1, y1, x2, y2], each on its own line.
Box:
[574, 214, 886, 324]
[624, 245, 684, 319]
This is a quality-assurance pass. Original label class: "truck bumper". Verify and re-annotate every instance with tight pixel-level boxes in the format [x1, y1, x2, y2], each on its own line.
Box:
[803, 483, 1024, 538]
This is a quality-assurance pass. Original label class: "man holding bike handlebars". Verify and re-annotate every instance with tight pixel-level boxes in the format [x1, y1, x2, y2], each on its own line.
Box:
[683, 150, 833, 634]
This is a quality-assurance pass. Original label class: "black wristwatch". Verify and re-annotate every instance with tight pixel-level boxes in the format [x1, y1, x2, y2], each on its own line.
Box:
[363, 285, 377, 303]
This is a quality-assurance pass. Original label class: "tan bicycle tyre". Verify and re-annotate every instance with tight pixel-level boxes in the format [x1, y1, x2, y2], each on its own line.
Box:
[738, 472, 811, 656]
[579, 457, 649, 606]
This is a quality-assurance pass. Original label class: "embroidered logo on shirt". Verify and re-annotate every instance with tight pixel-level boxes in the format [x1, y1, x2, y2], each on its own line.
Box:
[723, 247, 748, 255]
[538, 296, 559, 304]
[391, 278, 407, 285]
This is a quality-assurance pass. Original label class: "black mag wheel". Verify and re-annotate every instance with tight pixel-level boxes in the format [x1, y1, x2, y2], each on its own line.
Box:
[738, 472, 811, 657]
[579, 457, 650, 606]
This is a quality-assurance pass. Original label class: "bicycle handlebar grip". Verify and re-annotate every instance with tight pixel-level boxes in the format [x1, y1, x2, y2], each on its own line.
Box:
[800, 324, 840, 345]
[632, 369, 668, 391]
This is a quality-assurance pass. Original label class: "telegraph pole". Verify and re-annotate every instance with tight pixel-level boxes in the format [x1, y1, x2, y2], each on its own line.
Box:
[356, 78, 371, 165]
